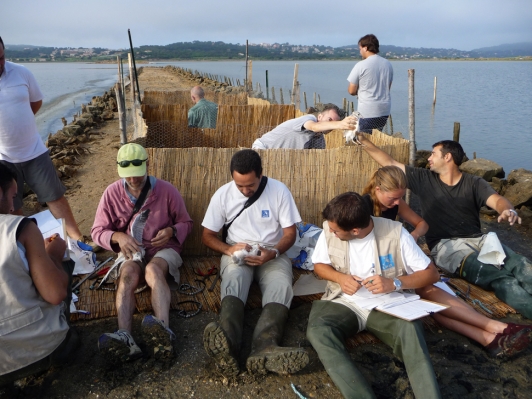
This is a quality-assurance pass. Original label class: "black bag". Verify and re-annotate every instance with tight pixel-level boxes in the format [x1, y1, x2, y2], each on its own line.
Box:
[221, 176, 268, 243]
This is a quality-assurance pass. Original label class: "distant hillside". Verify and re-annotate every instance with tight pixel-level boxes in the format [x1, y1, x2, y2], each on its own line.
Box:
[340, 42, 532, 59]
[470, 42, 532, 58]
[4, 41, 532, 62]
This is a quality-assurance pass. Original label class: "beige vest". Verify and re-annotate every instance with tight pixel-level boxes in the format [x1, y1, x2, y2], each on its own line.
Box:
[0, 215, 69, 375]
[321, 217, 406, 301]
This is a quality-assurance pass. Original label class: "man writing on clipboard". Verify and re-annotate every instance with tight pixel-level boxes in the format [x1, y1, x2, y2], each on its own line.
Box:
[201, 149, 308, 376]
[306, 192, 441, 399]
[0, 163, 78, 385]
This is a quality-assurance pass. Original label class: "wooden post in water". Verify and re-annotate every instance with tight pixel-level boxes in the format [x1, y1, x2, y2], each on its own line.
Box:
[291, 64, 299, 105]
[271, 87, 277, 104]
[295, 81, 301, 110]
[342, 98, 347, 112]
[433, 77, 437, 106]
[453, 122, 460, 142]
[407, 69, 416, 205]
[304, 92, 308, 110]
[313, 92, 317, 107]
[245, 40, 248, 90]
[408, 69, 416, 166]
[280, 88, 284, 104]
[266, 70, 269, 101]
[248, 60, 253, 92]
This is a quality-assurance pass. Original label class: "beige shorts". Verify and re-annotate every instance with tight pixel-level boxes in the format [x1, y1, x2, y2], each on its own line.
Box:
[118, 247, 183, 284]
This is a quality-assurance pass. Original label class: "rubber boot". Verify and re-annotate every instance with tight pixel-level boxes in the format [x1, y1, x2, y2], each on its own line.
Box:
[203, 295, 244, 376]
[246, 302, 309, 375]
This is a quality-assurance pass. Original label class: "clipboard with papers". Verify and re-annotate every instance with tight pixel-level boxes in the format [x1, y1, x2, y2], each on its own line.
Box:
[32, 210, 70, 261]
[345, 287, 449, 321]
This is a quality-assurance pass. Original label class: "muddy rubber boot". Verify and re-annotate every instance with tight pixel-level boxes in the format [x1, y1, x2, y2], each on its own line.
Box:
[203, 295, 244, 376]
[246, 303, 309, 375]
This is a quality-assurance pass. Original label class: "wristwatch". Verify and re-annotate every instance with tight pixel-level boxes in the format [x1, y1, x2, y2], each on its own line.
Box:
[171, 226, 177, 237]
[393, 278, 402, 291]
[272, 248, 280, 258]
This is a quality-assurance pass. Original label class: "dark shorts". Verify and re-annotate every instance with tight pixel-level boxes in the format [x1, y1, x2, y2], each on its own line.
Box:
[359, 116, 389, 134]
[0, 151, 66, 210]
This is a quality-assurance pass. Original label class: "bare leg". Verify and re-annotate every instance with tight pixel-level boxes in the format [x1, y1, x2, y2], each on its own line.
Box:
[416, 285, 507, 346]
[145, 257, 170, 327]
[46, 196, 82, 240]
[116, 261, 142, 332]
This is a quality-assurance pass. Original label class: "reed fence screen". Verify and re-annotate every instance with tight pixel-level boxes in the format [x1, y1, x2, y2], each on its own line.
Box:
[133, 90, 409, 255]
[148, 131, 409, 256]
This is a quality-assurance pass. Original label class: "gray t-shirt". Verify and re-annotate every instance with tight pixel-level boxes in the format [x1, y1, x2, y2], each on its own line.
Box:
[255, 115, 325, 149]
[347, 54, 393, 118]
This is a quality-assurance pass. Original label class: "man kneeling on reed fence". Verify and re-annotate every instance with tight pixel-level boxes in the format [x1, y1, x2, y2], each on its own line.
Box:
[201, 149, 308, 376]
[188, 86, 218, 129]
[306, 192, 441, 399]
[91, 143, 193, 363]
[251, 103, 357, 150]
[0, 163, 79, 386]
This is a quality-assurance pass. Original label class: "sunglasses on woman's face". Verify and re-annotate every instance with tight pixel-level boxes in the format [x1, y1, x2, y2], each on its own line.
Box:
[117, 159, 147, 167]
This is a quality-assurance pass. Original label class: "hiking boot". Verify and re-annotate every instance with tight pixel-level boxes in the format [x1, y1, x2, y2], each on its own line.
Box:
[485, 328, 532, 358]
[203, 295, 244, 376]
[246, 303, 309, 375]
[98, 329, 142, 362]
[78, 235, 101, 252]
[503, 323, 532, 340]
[141, 315, 176, 360]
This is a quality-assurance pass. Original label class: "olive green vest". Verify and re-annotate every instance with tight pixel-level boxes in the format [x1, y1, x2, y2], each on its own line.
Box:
[0, 215, 69, 375]
[321, 217, 406, 301]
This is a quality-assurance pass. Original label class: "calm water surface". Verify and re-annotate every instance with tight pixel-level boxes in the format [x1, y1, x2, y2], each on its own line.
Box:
[21, 60, 532, 172]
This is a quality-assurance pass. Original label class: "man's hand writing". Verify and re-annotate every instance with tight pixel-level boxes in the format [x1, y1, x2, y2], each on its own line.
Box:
[338, 274, 362, 295]
[44, 234, 67, 262]
[362, 275, 394, 294]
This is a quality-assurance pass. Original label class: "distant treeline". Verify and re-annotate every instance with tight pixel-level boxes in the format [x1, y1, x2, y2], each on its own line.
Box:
[5, 41, 532, 61]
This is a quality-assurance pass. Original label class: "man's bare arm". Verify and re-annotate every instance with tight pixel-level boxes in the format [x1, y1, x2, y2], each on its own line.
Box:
[303, 115, 357, 133]
[20, 222, 68, 305]
[357, 134, 406, 172]
[348, 83, 359, 96]
[486, 193, 521, 226]
[202, 227, 250, 257]
[362, 262, 440, 294]
[30, 100, 42, 115]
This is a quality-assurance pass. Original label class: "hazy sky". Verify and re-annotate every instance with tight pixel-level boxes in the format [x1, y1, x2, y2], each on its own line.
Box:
[2, 0, 531, 50]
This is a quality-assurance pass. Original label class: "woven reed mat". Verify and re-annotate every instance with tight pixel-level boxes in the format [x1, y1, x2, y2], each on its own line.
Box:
[71, 256, 516, 348]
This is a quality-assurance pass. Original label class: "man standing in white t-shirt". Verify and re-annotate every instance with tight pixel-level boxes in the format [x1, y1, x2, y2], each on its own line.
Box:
[0, 37, 92, 248]
[347, 34, 393, 134]
[201, 149, 309, 376]
[306, 192, 441, 399]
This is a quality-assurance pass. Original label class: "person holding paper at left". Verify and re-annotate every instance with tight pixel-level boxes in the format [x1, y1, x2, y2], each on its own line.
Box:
[306, 191, 441, 399]
[0, 163, 78, 385]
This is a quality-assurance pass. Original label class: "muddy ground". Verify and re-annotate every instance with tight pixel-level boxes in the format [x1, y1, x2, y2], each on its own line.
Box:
[2, 67, 531, 399]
